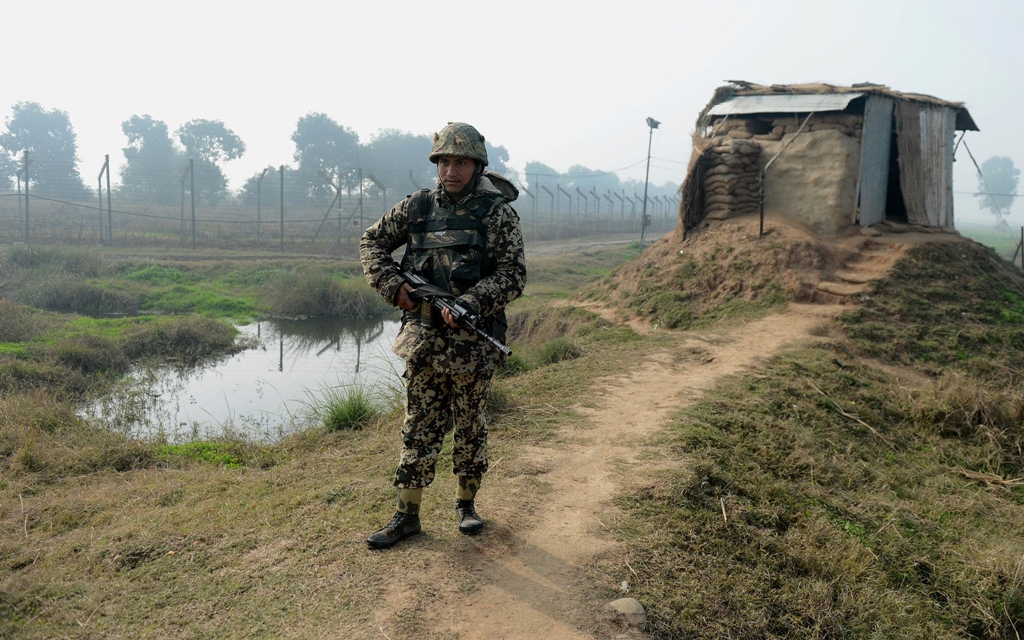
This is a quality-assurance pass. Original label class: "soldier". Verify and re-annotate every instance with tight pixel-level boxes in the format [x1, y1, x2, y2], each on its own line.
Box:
[360, 122, 527, 549]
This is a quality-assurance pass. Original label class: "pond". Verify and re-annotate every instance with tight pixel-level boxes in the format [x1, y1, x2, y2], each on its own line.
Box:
[85, 318, 404, 443]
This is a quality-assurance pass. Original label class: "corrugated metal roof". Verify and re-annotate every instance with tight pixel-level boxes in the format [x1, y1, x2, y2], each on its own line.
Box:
[707, 93, 865, 116]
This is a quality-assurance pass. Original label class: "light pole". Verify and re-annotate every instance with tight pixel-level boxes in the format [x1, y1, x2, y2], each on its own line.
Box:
[640, 116, 660, 246]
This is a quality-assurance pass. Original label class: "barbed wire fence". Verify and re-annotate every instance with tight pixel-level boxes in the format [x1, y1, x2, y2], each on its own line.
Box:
[0, 151, 682, 258]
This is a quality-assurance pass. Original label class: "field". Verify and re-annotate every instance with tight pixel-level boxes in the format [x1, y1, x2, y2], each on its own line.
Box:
[4, 219, 1024, 638]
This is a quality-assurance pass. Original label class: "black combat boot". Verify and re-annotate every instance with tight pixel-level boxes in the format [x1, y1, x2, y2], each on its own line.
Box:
[365, 511, 421, 549]
[366, 488, 422, 550]
[456, 500, 484, 535]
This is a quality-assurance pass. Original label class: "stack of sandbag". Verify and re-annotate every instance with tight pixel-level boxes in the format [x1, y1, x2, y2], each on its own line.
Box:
[769, 113, 864, 139]
[701, 136, 762, 221]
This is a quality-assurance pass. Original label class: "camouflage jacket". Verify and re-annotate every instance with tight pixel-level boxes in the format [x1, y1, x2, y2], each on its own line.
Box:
[360, 173, 527, 373]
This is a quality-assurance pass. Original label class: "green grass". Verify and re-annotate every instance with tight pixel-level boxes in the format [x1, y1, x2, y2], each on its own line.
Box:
[958, 224, 1023, 260]
[303, 381, 393, 431]
[31, 235, 1021, 637]
[609, 238, 1024, 638]
[1, 245, 386, 322]
[525, 245, 643, 298]
[0, 242, 654, 638]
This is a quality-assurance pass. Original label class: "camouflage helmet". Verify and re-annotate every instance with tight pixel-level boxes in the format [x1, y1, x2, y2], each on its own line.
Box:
[429, 122, 488, 166]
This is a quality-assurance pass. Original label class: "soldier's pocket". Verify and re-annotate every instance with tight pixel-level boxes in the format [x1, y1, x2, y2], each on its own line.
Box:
[393, 322, 433, 363]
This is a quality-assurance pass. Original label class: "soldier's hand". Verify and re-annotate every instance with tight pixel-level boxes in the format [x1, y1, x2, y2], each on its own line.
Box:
[441, 307, 461, 328]
[396, 283, 417, 311]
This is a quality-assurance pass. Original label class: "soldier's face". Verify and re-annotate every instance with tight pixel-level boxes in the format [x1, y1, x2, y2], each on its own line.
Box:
[436, 156, 477, 200]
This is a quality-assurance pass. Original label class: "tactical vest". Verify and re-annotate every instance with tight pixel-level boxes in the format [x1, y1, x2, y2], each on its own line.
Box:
[399, 188, 507, 341]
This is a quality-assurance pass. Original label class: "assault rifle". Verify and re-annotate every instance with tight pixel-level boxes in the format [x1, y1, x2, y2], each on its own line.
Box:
[401, 270, 512, 358]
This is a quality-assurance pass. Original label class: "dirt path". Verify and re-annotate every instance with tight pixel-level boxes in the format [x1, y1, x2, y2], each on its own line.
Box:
[372, 302, 843, 639]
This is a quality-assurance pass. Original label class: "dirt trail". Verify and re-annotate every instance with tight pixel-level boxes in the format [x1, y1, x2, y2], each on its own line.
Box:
[365, 223, 967, 639]
[372, 302, 844, 639]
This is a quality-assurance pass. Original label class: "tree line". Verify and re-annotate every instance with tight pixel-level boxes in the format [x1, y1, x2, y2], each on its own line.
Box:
[0, 101, 679, 212]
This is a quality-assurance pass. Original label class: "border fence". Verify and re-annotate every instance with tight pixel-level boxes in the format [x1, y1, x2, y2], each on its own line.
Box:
[0, 157, 680, 257]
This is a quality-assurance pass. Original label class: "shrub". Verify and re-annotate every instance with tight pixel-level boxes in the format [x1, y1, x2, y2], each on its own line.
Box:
[6, 245, 105, 276]
[22, 278, 140, 316]
[0, 390, 150, 477]
[304, 382, 383, 431]
[497, 351, 531, 377]
[0, 299, 46, 342]
[49, 334, 129, 376]
[121, 317, 238, 363]
[262, 269, 392, 319]
[537, 338, 582, 365]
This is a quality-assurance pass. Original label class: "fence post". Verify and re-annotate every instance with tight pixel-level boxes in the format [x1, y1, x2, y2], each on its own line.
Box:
[105, 154, 112, 243]
[257, 167, 268, 247]
[280, 165, 285, 253]
[98, 162, 104, 241]
[180, 164, 186, 244]
[22, 151, 30, 244]
[190, 158, 196, 250]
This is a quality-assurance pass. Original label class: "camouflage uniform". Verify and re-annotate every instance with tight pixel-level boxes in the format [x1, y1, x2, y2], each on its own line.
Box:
[360, 172, 526, 490]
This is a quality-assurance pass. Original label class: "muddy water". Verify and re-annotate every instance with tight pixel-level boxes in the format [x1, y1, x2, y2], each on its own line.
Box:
[87, 318, 404, 442]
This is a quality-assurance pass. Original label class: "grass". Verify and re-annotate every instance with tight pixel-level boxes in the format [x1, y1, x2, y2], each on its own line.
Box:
[0, 242, 656, 639]
[609, 239, 1024, 638]
[1, 245, 391, 322]
[525, 244, 643, 298]
[958, 223, 1024, 261]
[303, 381, 394, 431]
[12, 233, 1024, 637]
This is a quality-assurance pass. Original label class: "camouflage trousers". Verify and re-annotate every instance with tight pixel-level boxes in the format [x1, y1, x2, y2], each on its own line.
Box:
[393, 362, 493, 489]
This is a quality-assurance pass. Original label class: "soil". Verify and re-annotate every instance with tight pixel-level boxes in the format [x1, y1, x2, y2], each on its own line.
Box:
[369, 215, 979, 639]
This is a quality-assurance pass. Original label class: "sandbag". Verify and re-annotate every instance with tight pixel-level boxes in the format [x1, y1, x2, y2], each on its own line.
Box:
[705, 194, 737, 205]
[703, 172, 738, 186]
[810, 123, 853, 135]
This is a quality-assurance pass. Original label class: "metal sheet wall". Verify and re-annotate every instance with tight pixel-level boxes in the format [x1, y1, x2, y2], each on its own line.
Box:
[920, 106, 956, 227]
[857, 96, 895, 226]
[895, 102, 956, 227]
[895, 101, 928, 225]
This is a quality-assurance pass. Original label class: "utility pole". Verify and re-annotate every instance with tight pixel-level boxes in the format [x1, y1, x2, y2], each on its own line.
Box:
[641, 117, 660, 247]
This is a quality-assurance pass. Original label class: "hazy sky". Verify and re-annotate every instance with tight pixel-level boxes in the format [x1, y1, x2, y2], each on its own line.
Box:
[5, 0, 1022, 223]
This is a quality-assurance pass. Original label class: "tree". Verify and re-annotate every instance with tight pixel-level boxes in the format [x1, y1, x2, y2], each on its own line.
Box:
[977, 156, 1019, 229]
[0, 151, 15, 192]
[485, 141, 512, 177]
[120, 115, 182, 204]
[361, 129, 434, 197]
[176, 119, 245, 202]
[238, 165, 307, 209]
[563, 164, 623, 192]
[0, 101, 90, 201]
[291, 113, 360, 202]
[524, 161, 561, 191]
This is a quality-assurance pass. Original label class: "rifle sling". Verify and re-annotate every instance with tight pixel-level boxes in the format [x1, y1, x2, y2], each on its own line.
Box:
[407, 282, 456, 301]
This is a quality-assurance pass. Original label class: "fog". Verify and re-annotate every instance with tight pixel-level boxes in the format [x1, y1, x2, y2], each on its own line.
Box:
[2, 0, 1022, 226]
